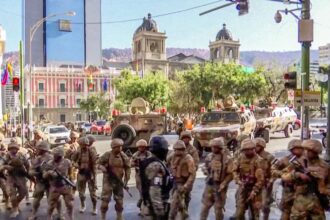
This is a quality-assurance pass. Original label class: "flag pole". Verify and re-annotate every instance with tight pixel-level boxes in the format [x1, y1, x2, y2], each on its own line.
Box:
[19, 41, 24, 145]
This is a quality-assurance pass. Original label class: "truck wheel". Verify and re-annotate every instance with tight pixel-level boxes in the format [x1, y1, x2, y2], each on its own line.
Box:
[284, 124, 293, 138]
[111, 124, 136, 146]
[262, 128, 270, 143]
[193, 139, 203, 158]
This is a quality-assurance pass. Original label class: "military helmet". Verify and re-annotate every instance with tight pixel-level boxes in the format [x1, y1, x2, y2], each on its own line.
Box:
[34, 129, 44, 137]
[240, 139, 255, 151]
[173, 140, 186, 150]
[70, 131, 79, 139]
[288, 139, 303, 151]
[52, 146, 64, 157]
[253, 138, 266, 148]
[86, 135, 96, 145]
[180, 131, 192, 140]
[36, 141, 50, 152]
[111, 138, 124, 148]
[8, 142, 20, 150]
[149, 136, 168, 161]
[10, 137, 22, 146]
[136, 139, 148, 147]
[0, 133, 4, 141]
[302, 139, 323, 154]
[78, 137, 89, 146]
[210, 137, 225, 148]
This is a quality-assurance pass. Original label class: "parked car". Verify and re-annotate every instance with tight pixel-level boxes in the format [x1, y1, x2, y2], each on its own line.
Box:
[91, 120, 107, 135]
[80, 122, 92, 134]
[103, 122, 112, 136]
[43, 125, 70, 147]
[75, 121, 86, 130]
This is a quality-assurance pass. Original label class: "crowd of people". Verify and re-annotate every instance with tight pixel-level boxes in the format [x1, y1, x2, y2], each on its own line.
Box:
[0, 129, 329, 220]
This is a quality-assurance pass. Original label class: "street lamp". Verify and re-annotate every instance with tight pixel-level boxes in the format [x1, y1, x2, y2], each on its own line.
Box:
[28, 11, 75, 133]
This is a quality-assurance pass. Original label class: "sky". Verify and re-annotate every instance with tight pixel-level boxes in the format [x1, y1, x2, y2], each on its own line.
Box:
[0, 0, 330, 52]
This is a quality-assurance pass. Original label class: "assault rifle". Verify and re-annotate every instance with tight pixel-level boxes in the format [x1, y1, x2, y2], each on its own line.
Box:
[41, 161, 76, 189]
[289, 156, 330, 211]
[106, 166, 132, 197]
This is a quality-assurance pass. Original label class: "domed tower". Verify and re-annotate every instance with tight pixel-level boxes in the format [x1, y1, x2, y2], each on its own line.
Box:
[131, 13, 168, 76]
[209, 24, 240, 64]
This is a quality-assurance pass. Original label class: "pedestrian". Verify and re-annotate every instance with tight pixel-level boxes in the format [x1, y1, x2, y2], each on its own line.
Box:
[253, 137, 275, 220]
[231, 139, 264, 220]
[167, 140, 196, 220]
[98, 138, 131, 220]
[200, 137, 233, 220]
[139, 136, 173, 220]
[130, 139, 152, 212]
[43, 146, 74, 220]
[72, 136, 98, 215]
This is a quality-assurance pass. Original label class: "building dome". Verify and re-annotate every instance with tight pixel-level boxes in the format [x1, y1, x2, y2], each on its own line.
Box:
[134, 13, 158, 35]
[216, 24, 232, 41]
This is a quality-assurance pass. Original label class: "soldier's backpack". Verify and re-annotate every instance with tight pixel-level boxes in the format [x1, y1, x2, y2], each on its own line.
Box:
[139, 157, 174, 204]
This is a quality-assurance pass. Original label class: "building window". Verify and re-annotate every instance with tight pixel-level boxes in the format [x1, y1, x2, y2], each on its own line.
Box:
[40, 114, 45, 120]
[38, 99, 45, 107]
[38, 82, 44, 92]
[60, 83, 66, 92]
[76, 114, 82, 121]
[59, 98, 66, 107]
[60, 114, 66, 122]
[76, 99, 81, 107]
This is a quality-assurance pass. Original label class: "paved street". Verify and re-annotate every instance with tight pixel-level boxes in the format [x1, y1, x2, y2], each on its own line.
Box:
[0, 131, 329, 219]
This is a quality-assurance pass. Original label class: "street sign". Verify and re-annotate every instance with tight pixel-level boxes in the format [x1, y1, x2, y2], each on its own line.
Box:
[294, 90, 321, 106]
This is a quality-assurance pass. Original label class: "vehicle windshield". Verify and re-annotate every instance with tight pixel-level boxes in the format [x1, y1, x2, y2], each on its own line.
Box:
[49, 127, 68, 133]
[201, 112, 240, 122]
[84, 123, 92, 127]
[96, 121, 106, 126]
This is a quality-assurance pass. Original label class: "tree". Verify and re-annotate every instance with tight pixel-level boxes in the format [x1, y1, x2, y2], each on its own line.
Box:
[79, 92, 110, 119]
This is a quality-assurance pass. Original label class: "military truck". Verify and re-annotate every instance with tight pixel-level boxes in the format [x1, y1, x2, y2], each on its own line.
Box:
[191, 97, 256, 157]
[111, 98, 169, 156]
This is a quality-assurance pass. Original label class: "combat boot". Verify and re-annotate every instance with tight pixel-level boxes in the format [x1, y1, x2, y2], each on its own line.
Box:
[92, 203, 98, 215]
[9, 207, 19, 218]
[101, 212, 106, 220]
[116, 212, 124, 220]
[79, 201, 86, 213]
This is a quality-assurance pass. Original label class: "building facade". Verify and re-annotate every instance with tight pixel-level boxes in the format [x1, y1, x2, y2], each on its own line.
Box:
[319, 43, 330, 66]
[29, 66, 119, 123]
[24, 0, 102, 67]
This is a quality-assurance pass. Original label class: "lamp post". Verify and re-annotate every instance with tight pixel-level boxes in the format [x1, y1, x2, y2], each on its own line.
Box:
[28, 11, 75, 134]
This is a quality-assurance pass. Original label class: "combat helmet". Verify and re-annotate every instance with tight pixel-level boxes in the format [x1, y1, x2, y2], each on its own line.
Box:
[8, 142, 20, 150]
[136, 139, 148, 147]
[86, 135, 96, 145]
[210, 137, 225, 148]
[287, 139, 303, 151]
[78, 137, 89, 146]
[240, 139, 256, 151]
[253, 138, 266, 148]
[111, 138, 124, 148]
[180, 131, 192, 140]
[36, 141, 50, 152]
[149, 136, 169, 161]
[302, 139, 323, 154]
[173, 140, 186, 150]
[52, 146, 64, 157]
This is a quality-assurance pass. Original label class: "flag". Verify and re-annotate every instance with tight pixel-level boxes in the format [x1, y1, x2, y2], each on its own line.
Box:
[7, 62, 13, 80]
[103, 78, 108, 91]
[1, 68, 8, 85]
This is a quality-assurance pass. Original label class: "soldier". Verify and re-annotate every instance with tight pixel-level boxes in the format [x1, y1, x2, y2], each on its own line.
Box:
[281, 139, 330, 220]
[98, 138, 131, 220]
[0, 133, 9, 206]
[25, 129, 44, 157]
[72, 136, 98, 215]
[253, 138, 275, 220]
[43, 146, 74, 220]
[180, 131, 199, 171]
[232, 139, 265, 220]
[28, 141, 53, 220]
[200, 137, 233, 220]
[0, 140, 30, 217]
[167, 140, 196, 220]
[65, 131, 80, 186]
[271, 139, 305, 220]
[130, 139, 152, 211]
[140, 136, 173, 220]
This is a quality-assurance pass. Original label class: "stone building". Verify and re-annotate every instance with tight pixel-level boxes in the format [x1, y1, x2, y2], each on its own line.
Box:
[209, 24, 240, 64]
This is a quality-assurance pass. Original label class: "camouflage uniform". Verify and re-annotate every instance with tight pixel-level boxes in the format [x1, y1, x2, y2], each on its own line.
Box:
[130, 139, 152, 209]
[253, 138, 275, 220]
[281, 140, 330, 220]
[72, 136, 98, 215]
[43, 146, 74, 220]
[24, 129, 44, 159]
[64, 131, 80, 182]
[28, 141, 53, 219]
[232, 139, 265, 220]
[0, 141, 30, 218]
[180, 131, 199, 171]
[98, 138, 131, 220]
[167, 140, 196, 220]
[0, 133, 9, 205]
[271, 139, 305, 220]
[200, 137, 233, 220]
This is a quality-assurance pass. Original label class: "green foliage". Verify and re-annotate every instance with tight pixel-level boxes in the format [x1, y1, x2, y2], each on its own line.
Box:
[79, 93, 110, 119]
[114, 70, 170, 109]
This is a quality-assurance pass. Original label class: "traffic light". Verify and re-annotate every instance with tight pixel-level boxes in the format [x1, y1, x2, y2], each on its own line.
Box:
[283, 71, 297, 89]
[13, 77, 20, 92]
[236, 0, 249, 16]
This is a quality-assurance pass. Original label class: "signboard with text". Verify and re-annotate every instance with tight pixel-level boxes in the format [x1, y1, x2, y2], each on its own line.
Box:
[294, 90, 321, 106]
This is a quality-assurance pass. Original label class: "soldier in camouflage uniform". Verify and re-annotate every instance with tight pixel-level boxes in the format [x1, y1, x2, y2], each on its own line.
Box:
[232, 139, 265, 220]
[72, 136, 98, 215]
[140, 136, 172, 220]
[253, 138, 275, 220]
[130, 139, 152, 211]
[271, 139, 305, 220]
[25, 129, 44, 158]
[28, 141, 53, 220]
[180, 131, 199, 171]
[64, 131, 80, 187]
[200, 137, 233, 220]
[281, 139, 330, 220]
[43, 146, 74, 220]
[167, 140, 196, 220]
[0, 141, 30, 217]
[98, 138, 131, 220]
[0, 133, 9, 206]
